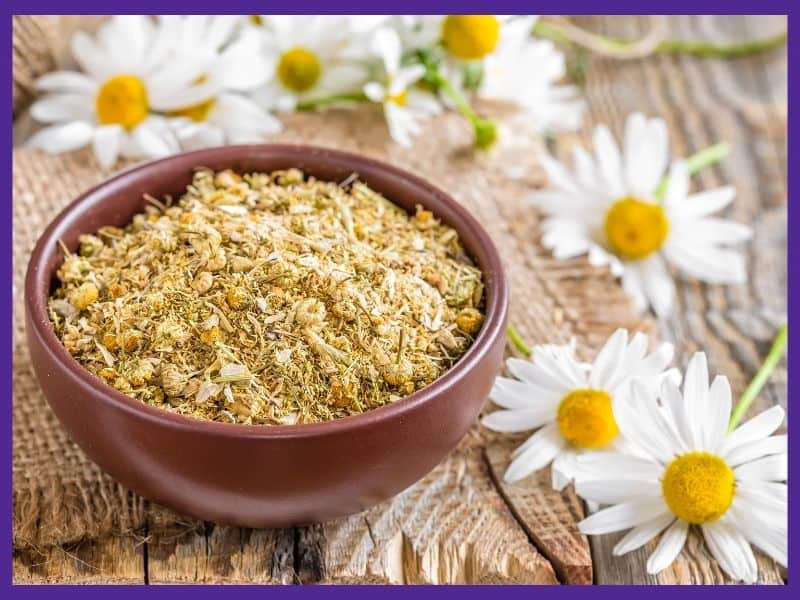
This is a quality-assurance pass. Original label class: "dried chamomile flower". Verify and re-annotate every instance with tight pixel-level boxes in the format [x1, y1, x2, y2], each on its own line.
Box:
[48, 168, 485, 425]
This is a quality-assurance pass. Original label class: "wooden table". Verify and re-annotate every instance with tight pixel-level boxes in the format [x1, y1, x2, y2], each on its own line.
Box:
[13, 15, 786, 584]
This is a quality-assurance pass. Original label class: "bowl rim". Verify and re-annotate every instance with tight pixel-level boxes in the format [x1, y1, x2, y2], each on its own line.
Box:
[25, 144, 509, 440]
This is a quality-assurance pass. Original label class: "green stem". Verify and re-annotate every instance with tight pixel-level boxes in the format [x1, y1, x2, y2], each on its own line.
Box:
[533, 19, 786, 60]
[507, 325, 532, 357]
[728, 324, 788, 431]
[656, 31, 787, 59]
[653, 142, 730, 199]
[684, 142, 731, 175]
[296, 91, 368, 111]
[430, 68, 498, 149]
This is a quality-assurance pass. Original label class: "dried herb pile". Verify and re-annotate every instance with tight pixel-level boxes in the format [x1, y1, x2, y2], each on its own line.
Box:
[48, 168, 485, 425]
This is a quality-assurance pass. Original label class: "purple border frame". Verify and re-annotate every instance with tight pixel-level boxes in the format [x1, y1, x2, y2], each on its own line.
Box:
[4, 1, 794, 593]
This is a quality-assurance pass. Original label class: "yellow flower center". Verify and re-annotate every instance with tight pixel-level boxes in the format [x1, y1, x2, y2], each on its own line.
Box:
[389, 90, 408, 106]
[441, 15, 501, 60]
[277, 47, 322, 93]
[556, 389, 619, 449]
[250, 15, 263, 25]
[95, 74, 149, 130]
[662, 452, 735, 524]
[604, 197, 670, 260]
[170, 98, 216, 122]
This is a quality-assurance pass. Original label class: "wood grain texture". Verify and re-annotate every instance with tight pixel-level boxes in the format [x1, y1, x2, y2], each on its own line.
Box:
[315, 447, 557, 584]
[145, 516, 295, 584]
[485, 444, 592, 584]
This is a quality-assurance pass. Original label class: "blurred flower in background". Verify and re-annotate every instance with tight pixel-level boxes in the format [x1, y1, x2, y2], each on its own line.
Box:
[26, 14, 586, 166]
[399, 15, 584, 132]
[364, 28, 441, 147]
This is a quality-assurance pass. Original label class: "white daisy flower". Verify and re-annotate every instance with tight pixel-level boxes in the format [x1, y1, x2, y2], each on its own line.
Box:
[363, 28, 442, 148]
[576, 353, 786, 583]
[401, 15, 518, 61]
[482, 329, 677, 489]
[531, 112, 753, 317]
[157, 15, 282, 146]
[478, 21, 584, 132]
[26, 16, 216, 167]
[250, 15, 374, 112]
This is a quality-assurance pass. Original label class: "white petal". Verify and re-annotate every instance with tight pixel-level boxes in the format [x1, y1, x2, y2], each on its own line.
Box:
[702, 520, 758, 583]
[206, 15, 241, 48]
[384, 103, 419, 147]
[638, 341, 675, 379]
[620, 266, 648, 313]
[482, 408, 553, 433]
[724, 435, 786, 467]
[589, 329, 628, 389]
[660, 378, 694, 450]
[682, 352, 709, 450]
[25, 121, 93, 154]
[149, 82, 219, 113]
[636, 255, 676, 319]
[212, 93, 282, 140]
[622, 112, 647, 191]
[70, 30, 112, 79]
[371, 27, 401, 74]
[625, 114, 668, 197]
[728, 503, 787, 567]
[579, 497, 669, 535]
[131, 122, 175, 159]
[663, 160, 689, 208]
[532, 346, 586, 389]
[720, 405, 785, 455]
[705, 375, 733, 453]
[506, 357, 571, 393]
[734, 453, 787, 481]
[671, 186, 736, 219]
[213, 30, 273, 91]
[572, 146, 598, 190]
[674, 217, 753, 244]
[661, 239, 748, 284]
[613, 514, 675, 556]
[91, 124, 123, 169]
[574, 452, 664, 481]
[390, 65, 425, 95]
[174, 121, 225, 150]
[592, 124, 625, 197]
[490, 377, 561, 410]
[616, 380, 682, 463]
[504, 425, 565, 483]
[36, 71, 96, 95]
[551, 449, 581, 491]
[363, 82, 386, 103]
[406, 90, 442, 115]
[31, 94, 93, 123]
[575, 477, 660, 505]
[735, 480, 787, 512]
[540, 154, 582, 196]
[646, 519, 688, 574]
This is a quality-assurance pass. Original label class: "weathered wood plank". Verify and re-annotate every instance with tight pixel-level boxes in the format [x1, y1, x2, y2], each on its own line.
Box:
[316, 448, 559, 584]
[13, 535, 145, 584]
[145, 518, 295, 584]
[484, 443, 592, 584]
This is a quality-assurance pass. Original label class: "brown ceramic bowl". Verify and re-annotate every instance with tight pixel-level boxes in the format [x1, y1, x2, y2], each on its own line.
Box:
[24, 145, 508, 527]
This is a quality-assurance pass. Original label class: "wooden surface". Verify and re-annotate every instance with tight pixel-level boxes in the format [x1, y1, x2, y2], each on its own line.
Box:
[12, 15, 787, 584]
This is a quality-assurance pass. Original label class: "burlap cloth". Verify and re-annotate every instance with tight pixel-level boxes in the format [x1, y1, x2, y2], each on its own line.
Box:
[12, 18, 647, 551]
